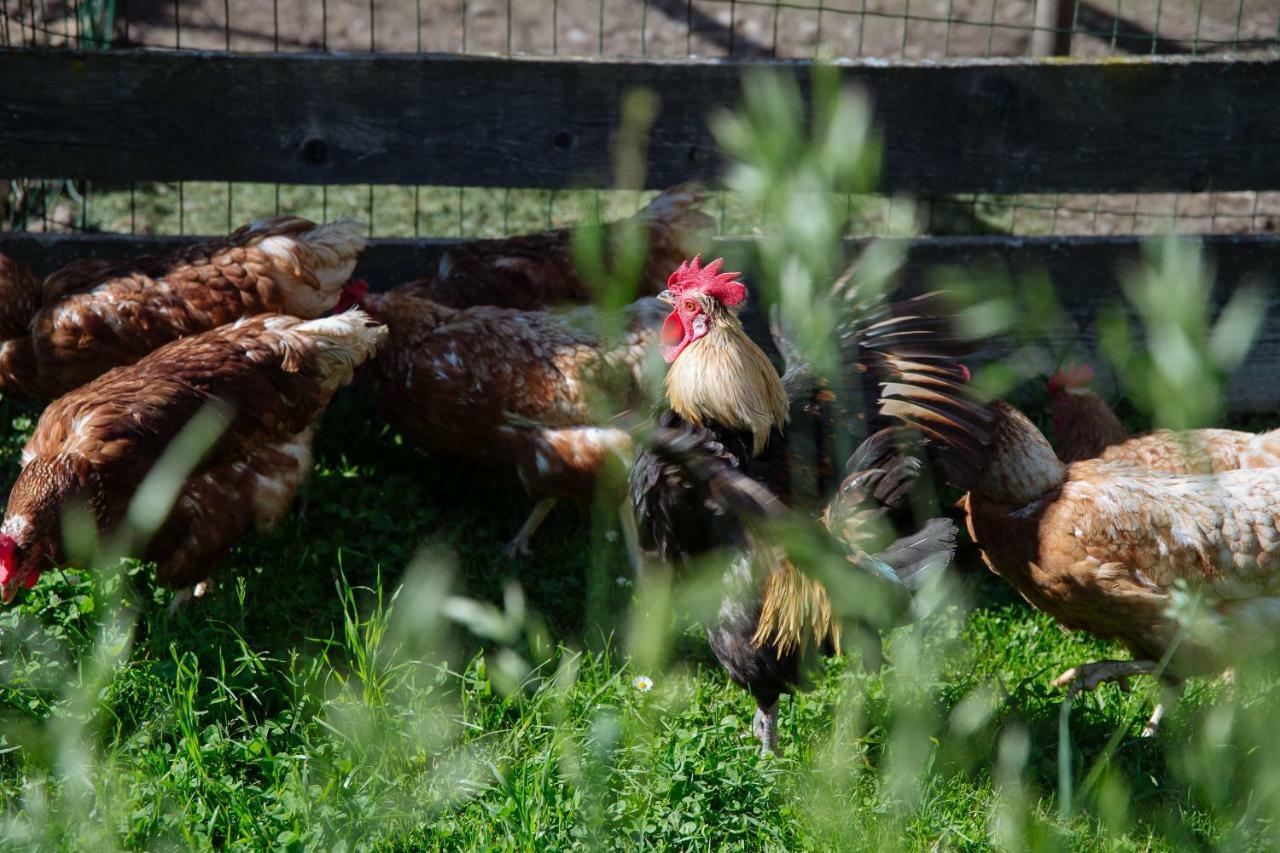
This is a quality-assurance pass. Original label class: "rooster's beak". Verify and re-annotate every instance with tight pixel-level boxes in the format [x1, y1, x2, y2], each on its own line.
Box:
[1, 580, 19, 605]
[657, 290, 674, 305]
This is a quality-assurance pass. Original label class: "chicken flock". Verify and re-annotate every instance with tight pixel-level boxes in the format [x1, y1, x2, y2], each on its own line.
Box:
[0, 182, 1273, 753]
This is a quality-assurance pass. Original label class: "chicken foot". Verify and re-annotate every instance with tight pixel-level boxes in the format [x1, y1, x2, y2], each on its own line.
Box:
[167, 579, 212, 619]
[1051, 659, 1178, 737]
[752, 700, 780, 756]
[502, 498, 556, 559]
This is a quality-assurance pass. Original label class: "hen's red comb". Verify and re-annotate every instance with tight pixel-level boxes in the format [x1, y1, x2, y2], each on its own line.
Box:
[0, 536, 15, 586]
[667, 255, 746, 306]
[1048, 362, 1095, 393]
[332, 278, 370, 314]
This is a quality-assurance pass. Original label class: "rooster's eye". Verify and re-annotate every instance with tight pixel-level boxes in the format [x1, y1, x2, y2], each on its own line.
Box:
[683, 300, 698, 313]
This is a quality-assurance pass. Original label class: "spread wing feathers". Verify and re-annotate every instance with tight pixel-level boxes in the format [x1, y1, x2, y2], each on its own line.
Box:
[0, 253, 41, 340]
[411, 183, 712, 310]
[825, 427, 957, 595]
[27, 311, 385, 485]
[767, 304, 818, 404]
[824, 426, 924, 548]
[637, 426, 922, 653]
[769, 273, 976, 426]
[875, 518, 957, 594]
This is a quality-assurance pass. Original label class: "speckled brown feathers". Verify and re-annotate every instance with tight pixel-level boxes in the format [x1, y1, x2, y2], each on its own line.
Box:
[1054, 387, 1280, 473]
[363, 287, 663, 508]
[0, 254, 43, 398]
[405, 183, 712, 310]
[886, 378, 1280, 679]
[0, 254, 40, 340]
[1, 312, 384, 594]
[1, 217, 365, 399]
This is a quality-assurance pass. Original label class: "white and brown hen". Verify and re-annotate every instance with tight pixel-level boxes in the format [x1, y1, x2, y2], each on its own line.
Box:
[0, 216, 365, 398]
[0, 311, 386, 607]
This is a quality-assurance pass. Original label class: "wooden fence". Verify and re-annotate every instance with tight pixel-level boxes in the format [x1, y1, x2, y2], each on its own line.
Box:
[1, 49, 1278, 408]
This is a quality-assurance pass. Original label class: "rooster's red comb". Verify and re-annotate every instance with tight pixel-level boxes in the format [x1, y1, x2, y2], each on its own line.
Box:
[667, 256, 746, 306]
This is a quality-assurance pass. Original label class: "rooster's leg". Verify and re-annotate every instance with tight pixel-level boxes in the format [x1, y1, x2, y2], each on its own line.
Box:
[502, 498, 557, 559]
[617, 500, 644, 577]
[752, 700, 780, 756]
[1051, 659, 1159, 697]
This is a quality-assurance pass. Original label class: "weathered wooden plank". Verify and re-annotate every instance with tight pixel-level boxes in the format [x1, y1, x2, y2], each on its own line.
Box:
[1, 50, 1277, 193]
[2, 231, 1277, 410]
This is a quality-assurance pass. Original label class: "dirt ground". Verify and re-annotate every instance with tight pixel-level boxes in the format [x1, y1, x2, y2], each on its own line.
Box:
[8, 0, 1276, 58]
[4, 0, 1278, 237]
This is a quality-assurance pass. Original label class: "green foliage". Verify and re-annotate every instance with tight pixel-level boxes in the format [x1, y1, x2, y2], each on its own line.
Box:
[2, 67, 1279, 852]
[0, 389, 1275, 851]
[1100, 236, 1266, 430]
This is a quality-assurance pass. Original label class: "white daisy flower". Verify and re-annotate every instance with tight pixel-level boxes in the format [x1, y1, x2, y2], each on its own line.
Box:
[631, 675, 654, 693]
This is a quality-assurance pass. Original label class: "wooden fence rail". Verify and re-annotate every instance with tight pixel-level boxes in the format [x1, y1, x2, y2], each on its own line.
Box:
[2, 231, 1277, 411]
[2, 50, 1278, 194]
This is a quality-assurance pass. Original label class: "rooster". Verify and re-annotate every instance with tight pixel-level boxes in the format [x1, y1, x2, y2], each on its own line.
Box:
[883, 363, 1280, 735]
[359, 286, 665, 556]
[1050, 363, 1280, 472]
[0, 216, 365, 399]
[403, 183, 712, 310]
[0, 311, 385, 608]
[629, 257, 960, 752]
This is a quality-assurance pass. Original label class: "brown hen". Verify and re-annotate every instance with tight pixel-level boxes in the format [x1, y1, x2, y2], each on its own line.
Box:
[1050, 363, 1280, 472]
[361, 287, 665, 555]
[0, 217, 365, 399]
[0, 311, 386, 606]
[884, 363, 1280, 734]
[402, 183, 712, 310]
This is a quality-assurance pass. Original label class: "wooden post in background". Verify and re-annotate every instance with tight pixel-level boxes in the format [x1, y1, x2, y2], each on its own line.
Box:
[1033, 0, 1077, 56]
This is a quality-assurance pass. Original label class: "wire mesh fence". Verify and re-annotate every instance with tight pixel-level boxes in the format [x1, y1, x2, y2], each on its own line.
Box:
[5, 0, 1277, 57]
[3, 0, 1279, 243]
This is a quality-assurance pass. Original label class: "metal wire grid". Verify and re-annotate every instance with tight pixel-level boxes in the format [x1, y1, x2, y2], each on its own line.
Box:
[4, 1, 1277, 57]
[2, 0, 1279, 242]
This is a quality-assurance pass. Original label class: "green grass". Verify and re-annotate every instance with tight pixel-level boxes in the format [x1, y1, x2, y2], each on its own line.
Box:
[1, 387, 1276, 850]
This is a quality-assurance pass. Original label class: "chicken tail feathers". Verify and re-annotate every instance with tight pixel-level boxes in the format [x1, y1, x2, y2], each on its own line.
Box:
[875, 350, 996, 491]
[637, 425, 920, 652]
[0, 254, 42, 342]
[0, 338, 42, 398]
[250, 217, 367, 303]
